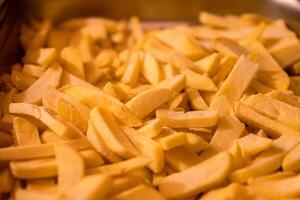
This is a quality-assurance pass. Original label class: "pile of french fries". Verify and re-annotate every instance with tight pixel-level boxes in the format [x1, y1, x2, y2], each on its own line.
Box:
[1, 11, 300, 199]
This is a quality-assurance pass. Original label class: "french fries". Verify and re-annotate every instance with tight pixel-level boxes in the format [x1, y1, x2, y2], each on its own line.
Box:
[2, 11, 300, 199]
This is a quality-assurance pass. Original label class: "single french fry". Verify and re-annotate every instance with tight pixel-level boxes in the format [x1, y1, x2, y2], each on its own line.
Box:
[60, 46, 85, 79]
[136, 119, 161, 138]
[11, 69, 37, 91]
[67, 174, 113, 200]
[156, 109, 218, 128]
[212, 55, 236, 83]
[142, 53, 163, 85]
[194, 53, 222, 76]
[122, 126, 165, 173]
[126, 88, 173, 119]
[121, 51, 143, 86]
[87, 157, 150, 176]
[186, 87, 208, 110]
[184, 132, 208, 153]
[23, 48, 57, 67]
[43, 87, 90, 132]
[14, 62, 63, 104]
[157, 74, 186, 92]
[9, 103, 81, 139]
[12, 117, 41, 146]
[86, 121, 121, 163]
[213, 37, 249, 58]
[109, 184, 165, 200]
[60, 85, 141, 127]
[167, 93, 186, 110]
[159, 152, 232, 199]
[156, 128, 187, 150]
[282, 143, 300, 172]
[90, 107, 139, 159]
[54, 144, 85, 193]
[237, 133, 273, 157]
[165, 146, 201, 171]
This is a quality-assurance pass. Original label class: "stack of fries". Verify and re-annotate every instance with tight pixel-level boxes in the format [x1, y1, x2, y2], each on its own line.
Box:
[1, 11, 300, 199]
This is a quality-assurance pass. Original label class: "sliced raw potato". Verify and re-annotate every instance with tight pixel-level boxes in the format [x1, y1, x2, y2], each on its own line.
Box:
[0, 138, 89, 160]
[156, 129, 187, 150]
[43, 87, 90, 132]
[283, 143, 300, 172]
[11, 69, 37, 91]
[87, 157, 150, 176]
[185, 132, 209, 153]
[213, 37, 249, 58]
[159, 152, 232, 199]
[0, 168, 14, 193]
[110, 184, 165, 200]
[23, 48, 57, 67]
[194, 53, 222, 76]
[156, 109, 218, 128]
[121, 51, 143, 86]
[136, 119, 161, 138]
[237, 133, 273, 157]
[234, 102, 300, 137]
[142, 53, 163, 85]
[14, 63, 63, 104]
[9, 103, 81, 139]
[214, 55, 258, 105]
[12, 117, 41, 146]
[154, 29, 207, 60]
[250, 174, 300, 198]
[90, 107, 139, 159]
[165, 146, 201, 171]
[86, 121, 121, 163]
[126, 88, 173, 119]
[210, 116, 245, 151]
[157, 74, 186, 92]
[54, 144, 84, 193]
[244, 94, 300, 131]
[60, 85, 141, 127]
[186, 87, 208, 110]
[67, 174, 113, 200]
[10, 149, 103, 178]
[122, 126, 165, 173]
[60, 46, 85, 79]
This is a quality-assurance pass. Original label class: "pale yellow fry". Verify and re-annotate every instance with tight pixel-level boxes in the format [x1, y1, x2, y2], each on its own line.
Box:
[13, 117, 41, 146]
[54, 144, 84, 193]
[136, 119, 162, 138]
[86, 120, 122, 163]
[109, 175, 143, 196]
[14, 62, 62, 104]
[126, 88, 173, 119]
[162, 63, 179, 79]
[43, 87, 90, 132]
[156, 74, 186, 92]
[110, 184, 165, 200]
[215, 55, 258, 105]
[0, 138, 89, 160]
[60, 46, 85, 79]
[159, 152, 232, 199]
[121, 51, 143, 86]
[87, 157, 150, 176]
[186, 87, 208, 110]
[156, 129, 187, 151]
[194, 53, 222, 76]
[90, 107, 139, 159]
[9, 103, 81, 139]
[156, 109, 218, 128]
[234, 101, 300, 137]
[60, 71, 98, 90]
[60, 85, 141, 127]
[67, 174, 113, 200]
[23, 48, 57, 67]
[213, 37, 249, 58]
[185, 132, 209, 153]
[142, 53, 163, 85]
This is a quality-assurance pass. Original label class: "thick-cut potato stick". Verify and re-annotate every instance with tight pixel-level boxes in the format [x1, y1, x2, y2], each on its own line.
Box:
[10, 149, 103, 179]
[0, 168, 14, 193]
[11, 69, 37, 91]
[60, 46, 85, 79]
[9, 103, 81, 139]
[43, 87, 90, 132]
[90, 107, 139, 159]
[126, 88, 173, 119]
[186, 87, 208, 110]
[244, 94, 300, 131]
[214, 55, 258, 105]
[156, 74, 186, 92]
[67, 174, 113, 200]
[23, 47, 57, 68]
[282, 144, 300, 172]
[156, 130, 187, 150]
[156, 109, 218, 128]
[165, 146, 201, 171]
[185, 132, 209, 153]
[194, 53, 222, 76]
[212, 55, 236, 83]
[213, 37, 249, 58]
[109, 184, 165, 200]
[86, 121, 121, 163]
[60, 85, 141, 127]
[13, 117, 41, 146]
[136, 119, 161, 138]
[0, 138, 89, 160]
[87, 157, 150, 176]
[142, 53, 163, 85]
[234, 101, 300, 137]
[122, 126, 165, 173]
[121, 51, 143, 86]
[159, 152, 232, 199]
[237, 134, 273, 157]
[54, 144, 84, 193]
[14, 63, 62, 104]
